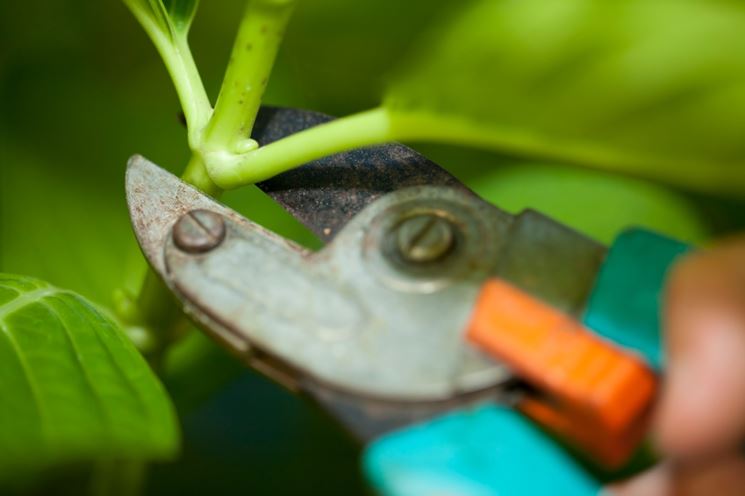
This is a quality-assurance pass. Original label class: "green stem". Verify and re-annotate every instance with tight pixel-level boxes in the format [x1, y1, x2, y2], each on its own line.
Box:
[168, 36, 212, 149]
[125, 10, 212, 149]
[203, 0, 298, 154]
[182, 153, 221, 197]
[207, 104, 745, 196]
[134, 271, 189, 359]
[207, 107, 395, 188]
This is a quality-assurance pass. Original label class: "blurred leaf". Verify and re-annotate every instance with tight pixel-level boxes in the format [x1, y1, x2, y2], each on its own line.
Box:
[0, 142, 143, 306]
[268, 0, 451, 115]
[420, 146, 710, 245]
[0, 274, 178, 483]
[477, 165, 708, 244]
[163, 331, 245, 413]
[386, 0, 745, 195]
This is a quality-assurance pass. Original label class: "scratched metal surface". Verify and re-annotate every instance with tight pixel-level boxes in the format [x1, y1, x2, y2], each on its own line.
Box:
[126, 155, 307, 280]
[254, 107, 471, 243]
[162, 186, 513, 400]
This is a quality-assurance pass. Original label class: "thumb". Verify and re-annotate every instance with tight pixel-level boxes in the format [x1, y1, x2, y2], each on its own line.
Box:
[608, 456, 745, 496]
[654, 237, 745, 459]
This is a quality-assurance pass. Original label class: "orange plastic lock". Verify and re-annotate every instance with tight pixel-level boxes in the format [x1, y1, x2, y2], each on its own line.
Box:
[466, 279, 657, 467]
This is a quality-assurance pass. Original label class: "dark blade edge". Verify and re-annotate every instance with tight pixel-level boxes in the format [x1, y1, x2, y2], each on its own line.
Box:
[254, 106, 471, 243]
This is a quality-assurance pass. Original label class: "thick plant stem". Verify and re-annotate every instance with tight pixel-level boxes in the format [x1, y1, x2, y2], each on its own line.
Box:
[203, 0, 298, 154]
[208, 107, 395, 189]
[134, 271, 188, 360]
[182, 153, 222, 197]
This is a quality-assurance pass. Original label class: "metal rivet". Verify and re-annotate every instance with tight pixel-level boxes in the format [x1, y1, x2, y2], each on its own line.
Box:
[173, 209, 226, 254]
[395, 214, 455, 264]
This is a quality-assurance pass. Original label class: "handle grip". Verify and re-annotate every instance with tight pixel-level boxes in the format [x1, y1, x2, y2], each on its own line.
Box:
[583, 228, 691, 370]
[467, 279, 656, 467]
[363, 228, 692, 495]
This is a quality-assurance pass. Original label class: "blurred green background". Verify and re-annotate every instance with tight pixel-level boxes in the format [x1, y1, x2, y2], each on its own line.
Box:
[1, 0, 744, 494]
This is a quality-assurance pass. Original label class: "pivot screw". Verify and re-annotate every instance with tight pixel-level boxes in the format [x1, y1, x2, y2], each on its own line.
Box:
[395, 214, 455, 264]
[173, 209, 226, 254]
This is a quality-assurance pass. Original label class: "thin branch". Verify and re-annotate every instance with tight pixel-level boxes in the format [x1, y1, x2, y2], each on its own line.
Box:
[206, 107, 394, 189]
[126, 11, 212, 149]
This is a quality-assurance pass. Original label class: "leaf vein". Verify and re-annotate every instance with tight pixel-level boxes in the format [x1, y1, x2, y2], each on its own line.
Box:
[38, 297, 113, 445]
[64, 295, 152, 428]
[0, 319, 50, 446]
[0, 287, 56, 321]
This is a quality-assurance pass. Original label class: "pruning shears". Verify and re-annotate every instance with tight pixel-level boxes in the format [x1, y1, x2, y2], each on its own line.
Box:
[127, 107, 691, 495]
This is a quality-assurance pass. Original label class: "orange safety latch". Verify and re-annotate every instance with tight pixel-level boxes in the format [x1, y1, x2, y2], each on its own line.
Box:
[466, 279, 657, 467]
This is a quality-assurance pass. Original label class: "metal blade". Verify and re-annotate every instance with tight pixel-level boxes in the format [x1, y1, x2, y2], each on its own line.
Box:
[126, 155, 251, 278]
[254, 107, 470, 243]
[127, 155, 514, 404]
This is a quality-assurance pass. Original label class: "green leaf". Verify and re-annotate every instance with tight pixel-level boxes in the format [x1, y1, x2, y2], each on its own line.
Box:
[123, 0, 199, 38]
[0, 274, 178, 483]
[475, 164, 708, 245]
[385, 0, 745, 195]
[163, 0, 199, 32]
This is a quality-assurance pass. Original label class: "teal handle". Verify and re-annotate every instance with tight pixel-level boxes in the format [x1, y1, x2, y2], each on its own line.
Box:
[583, 228, 692, 370]
[363, 405, 601, 496]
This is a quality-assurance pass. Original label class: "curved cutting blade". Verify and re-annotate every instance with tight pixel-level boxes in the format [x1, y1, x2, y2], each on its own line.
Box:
[126, 155, 252, 278]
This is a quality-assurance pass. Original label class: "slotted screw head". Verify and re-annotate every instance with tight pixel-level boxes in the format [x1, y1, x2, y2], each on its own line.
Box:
[396, 214, 455, 264]
[173, 209, 226, 254]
